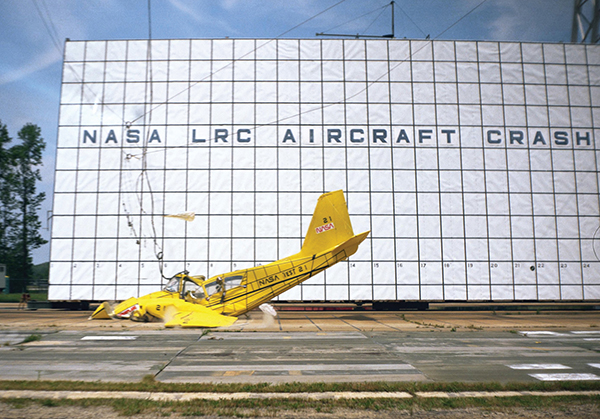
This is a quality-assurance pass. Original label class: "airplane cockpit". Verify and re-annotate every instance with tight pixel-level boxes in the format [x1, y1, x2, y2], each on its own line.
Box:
[198, 275, 245, 301]
[163, 274, 205, 299]
[163, 273, 245, 303]
[163, 276, 183, 293]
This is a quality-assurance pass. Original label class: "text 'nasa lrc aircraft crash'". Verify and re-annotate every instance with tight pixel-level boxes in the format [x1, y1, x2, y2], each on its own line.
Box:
[91, 190, 370, 328]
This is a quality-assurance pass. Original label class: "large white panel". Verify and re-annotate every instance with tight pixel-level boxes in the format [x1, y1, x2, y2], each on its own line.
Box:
[52, 39, 600, 302]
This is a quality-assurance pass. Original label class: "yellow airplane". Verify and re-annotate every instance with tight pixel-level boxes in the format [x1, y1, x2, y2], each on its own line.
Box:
[91, 190, 369, 327]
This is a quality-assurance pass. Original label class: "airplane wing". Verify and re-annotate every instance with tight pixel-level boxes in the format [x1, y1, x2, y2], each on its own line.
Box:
[164, 305, 238, 328]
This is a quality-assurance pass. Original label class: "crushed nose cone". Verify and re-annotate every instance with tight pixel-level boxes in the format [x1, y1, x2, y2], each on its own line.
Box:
[115, 303, 140, 319]
[90, 301, 112, 320]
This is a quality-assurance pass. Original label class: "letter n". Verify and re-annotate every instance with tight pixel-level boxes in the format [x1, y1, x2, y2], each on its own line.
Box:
[83, 130, 97, 144]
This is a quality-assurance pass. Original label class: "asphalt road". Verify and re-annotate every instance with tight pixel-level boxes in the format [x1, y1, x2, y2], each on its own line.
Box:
[2, 305, 600, 384]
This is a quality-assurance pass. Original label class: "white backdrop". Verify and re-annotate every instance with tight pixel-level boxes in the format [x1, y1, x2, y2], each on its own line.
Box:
[50, 39, 600, 302]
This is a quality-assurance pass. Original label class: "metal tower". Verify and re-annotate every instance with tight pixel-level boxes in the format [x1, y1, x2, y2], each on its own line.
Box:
[571, 0, 600, 43]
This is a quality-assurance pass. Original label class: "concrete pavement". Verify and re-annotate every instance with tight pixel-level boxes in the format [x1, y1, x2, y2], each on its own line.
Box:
[2, 303, 600, 384]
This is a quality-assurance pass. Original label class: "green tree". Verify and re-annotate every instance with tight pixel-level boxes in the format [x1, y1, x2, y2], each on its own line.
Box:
[0, 120, 17, 275]
[8, 123, 47, 280]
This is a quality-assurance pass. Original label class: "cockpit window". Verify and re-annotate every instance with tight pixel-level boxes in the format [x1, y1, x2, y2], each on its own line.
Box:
[182, 278, 204, 299]
[224, 275, 243, 288]
[164, 277, 180, 293]
[203, 275, 244, 296]
[204, 280, 222, 296]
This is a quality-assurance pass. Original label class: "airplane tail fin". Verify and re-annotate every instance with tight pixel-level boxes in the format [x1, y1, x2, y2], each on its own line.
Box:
[300, 190, 364, 256]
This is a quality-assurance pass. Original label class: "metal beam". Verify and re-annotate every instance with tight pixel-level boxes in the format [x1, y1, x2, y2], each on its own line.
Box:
[571, 0, 600, 43]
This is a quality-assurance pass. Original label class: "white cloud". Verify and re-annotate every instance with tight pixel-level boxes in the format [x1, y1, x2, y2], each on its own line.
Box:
[165, 0, 351, 38]
[0, 48, 62, 86]
[486, 0, 527, 41]
[166, 0, 240, 35]
[167, 0, 211, 24]
[486, 0, 570, 42]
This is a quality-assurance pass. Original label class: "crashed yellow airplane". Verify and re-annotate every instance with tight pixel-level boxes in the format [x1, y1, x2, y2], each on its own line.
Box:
[91, 190, 369, 327]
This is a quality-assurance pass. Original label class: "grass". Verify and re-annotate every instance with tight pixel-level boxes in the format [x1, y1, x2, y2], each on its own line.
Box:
[1, 379, 600, 394]
[0, 293, 47, 303]
[1, 380, 600, 416]
[20, 334, 42, 344]
[399, 314, 449, 329]
[2, 393, 599, 417]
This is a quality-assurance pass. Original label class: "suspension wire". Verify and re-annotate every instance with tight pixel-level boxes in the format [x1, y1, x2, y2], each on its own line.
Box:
[38, 0, 486, 143]
[394, 1, 428, 37]
[32, 0, 126, 126]
[434, 0, 488, 39]
[125, 1, 352, 280]
[360, 3, 390, 36]
[126, 0, 491, 159]
[32, 0, 62, 53]
[277, 0, 349, 38]
[128, 0, 349, 126]
[142, 0, 166, 279]
[116, 0, 353, 281]
[39, 0, 490, 278]
[593, 225, 600, 262]
[147, 0, 152, 40]
[320, 2, 389, 35]
[120, 0, 167, 280]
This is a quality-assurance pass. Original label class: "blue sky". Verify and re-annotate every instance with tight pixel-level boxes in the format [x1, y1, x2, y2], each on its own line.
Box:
[0, 0, 576, 263]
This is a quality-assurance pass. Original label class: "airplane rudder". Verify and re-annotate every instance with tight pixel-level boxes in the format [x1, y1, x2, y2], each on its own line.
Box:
[323, 190, 354, 236]
[302, 190, 354, 254]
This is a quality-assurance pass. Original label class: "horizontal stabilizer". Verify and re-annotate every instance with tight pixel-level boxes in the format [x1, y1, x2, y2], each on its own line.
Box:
[331, 230, 370, 260]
